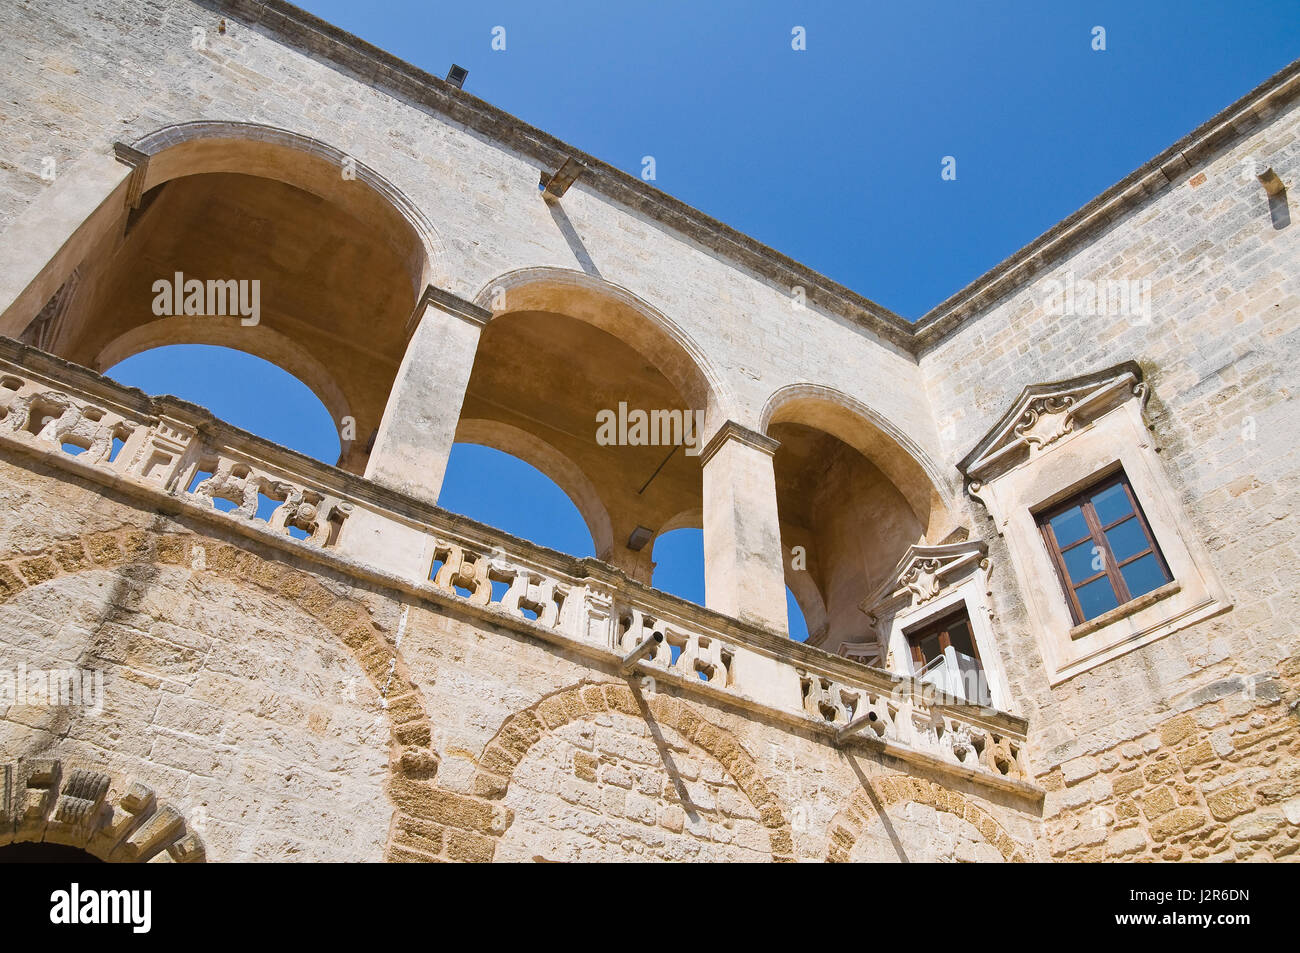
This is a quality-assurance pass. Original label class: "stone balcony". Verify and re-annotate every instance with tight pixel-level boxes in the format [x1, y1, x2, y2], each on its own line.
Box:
[0, 337, 1039, 799]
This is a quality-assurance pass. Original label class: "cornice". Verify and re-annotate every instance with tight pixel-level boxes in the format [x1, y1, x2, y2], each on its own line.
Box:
[196, 2, 1300, 356]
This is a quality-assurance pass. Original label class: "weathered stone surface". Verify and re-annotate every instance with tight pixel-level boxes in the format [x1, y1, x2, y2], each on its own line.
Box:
[0, 0, 1295, 864]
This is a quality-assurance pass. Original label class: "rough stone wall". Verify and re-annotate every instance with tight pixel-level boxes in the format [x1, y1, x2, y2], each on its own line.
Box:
[1041, 658, 1300, 861]
[919, 94, 1300, 858]
[2, 0, 1296, 862]
[0, 451, 1042, 861]
[0, 454, 397, 860]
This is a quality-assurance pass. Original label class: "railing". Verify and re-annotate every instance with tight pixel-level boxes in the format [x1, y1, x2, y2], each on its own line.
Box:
[0, 340, 1035, 795]
[0, 359, 353, 550]
[915, 647, 993, 708]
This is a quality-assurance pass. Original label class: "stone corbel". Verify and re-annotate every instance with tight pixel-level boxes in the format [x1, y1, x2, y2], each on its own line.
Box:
[111, 142, 150, 210]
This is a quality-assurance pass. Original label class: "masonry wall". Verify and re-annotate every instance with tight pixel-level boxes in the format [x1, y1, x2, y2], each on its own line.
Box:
[0, 451, 1043, 861]
[919, 94, 1300, 860]
[1, 0, 1297, 862]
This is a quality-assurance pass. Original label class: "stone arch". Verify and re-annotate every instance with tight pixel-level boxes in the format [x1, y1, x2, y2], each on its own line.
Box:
[467, 682, 795, 861]
[782, 540, 829, 643]
[128, 121, 444, 290]
[472, 266, 735, 427]
[0, 527, 440, 805]
[93, 318, 354, 435]
[4, 121, 444, 475]
[655, 507, 703, 537]
[825, 775, 1027, 863]
[760, 382, 957, 536]
[453, 417, 613, 558]
[0, 757, 206, 862]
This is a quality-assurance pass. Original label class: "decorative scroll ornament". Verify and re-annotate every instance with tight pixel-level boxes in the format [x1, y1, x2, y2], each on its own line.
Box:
[957, 363, 1147, 488]
[1012, 395, 1076, 451]
[901, 557, 943, 605]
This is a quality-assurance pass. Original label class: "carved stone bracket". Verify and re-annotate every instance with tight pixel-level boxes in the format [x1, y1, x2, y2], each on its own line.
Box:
[0, 758, 206, 862]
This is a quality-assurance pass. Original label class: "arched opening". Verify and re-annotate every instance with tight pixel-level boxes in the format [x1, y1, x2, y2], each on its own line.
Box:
[647, 528, 810, 640]
[650, 526, 705, 605]
[439, 444, 596, 558]
[0, 842, 103, 863]
[785, 587, 810, 643]
[458, 270, 726, 585]
[764, 388, 956, 653]
[106, 345, 341, 464]
[4, 124, 434, 476]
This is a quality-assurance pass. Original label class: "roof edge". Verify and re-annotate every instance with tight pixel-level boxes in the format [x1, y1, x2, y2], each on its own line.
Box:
[201, 1, 1300, 358]
[913, 58, 1300, 353]
[202, 0, 918, 351]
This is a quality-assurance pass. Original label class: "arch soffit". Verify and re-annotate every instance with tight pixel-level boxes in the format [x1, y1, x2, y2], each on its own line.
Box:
[470, 267, 736, 426]
[93, 317, 353, 439]
[761, 383, 957, 536]
[127, 121, 442, 294]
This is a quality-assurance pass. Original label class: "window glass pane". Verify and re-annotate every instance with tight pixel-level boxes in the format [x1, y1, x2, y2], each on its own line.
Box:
[1061, 540, 1103, 585]
[1105, 517, 1148, 563]
[1092, 481, 1134, 525]
[1048, 506, 1089, 547]
[946, 620, 978, 659]
[916, 633, 943, 666]
[1120, 553, 1169, 599]
[1076, 575, 1120, 620]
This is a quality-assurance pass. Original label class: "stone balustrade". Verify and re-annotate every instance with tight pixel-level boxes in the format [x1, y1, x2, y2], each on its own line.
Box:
[0, 339, 1037, 797]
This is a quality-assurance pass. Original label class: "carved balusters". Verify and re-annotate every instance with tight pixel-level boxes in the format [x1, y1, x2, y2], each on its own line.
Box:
[798, 670, 858, 724]
[673, 632, 731, 686]
[192, 459, 261, 517]
[269, 485, 351, 547]
[0, 384, 131, 469]
[615, 606, 732, 686]
[427, 542, 570, 628]
[491, 559, 567, 627]
[980, 731, 1025, 778]
[431, 539, 491, 604]
[617, 608, 669, 664]
[181, 453, 350, 548]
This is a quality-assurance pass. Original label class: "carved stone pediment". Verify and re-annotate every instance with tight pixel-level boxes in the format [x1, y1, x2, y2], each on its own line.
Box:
[958, 362, 1147, 487]
[859, 539, 990, 620]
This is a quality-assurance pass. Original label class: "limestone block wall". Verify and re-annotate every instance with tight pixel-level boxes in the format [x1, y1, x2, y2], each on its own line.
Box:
[0, 450, 1043, 861]
[917, 89, 1300, 860]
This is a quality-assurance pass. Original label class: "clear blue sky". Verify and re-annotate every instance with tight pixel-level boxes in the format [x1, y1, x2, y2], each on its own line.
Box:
[105, 2, 1299, 638]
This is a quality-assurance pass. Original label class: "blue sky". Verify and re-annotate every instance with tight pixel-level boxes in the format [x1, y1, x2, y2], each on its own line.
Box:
[105, 3, 1299, 638]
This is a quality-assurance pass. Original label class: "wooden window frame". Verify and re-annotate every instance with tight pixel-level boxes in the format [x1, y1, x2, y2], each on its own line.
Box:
[905, 606, 981, 668]
[1036, 470, 1172, 625]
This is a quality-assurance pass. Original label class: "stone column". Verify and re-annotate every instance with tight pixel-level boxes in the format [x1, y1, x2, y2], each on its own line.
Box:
[699, 421, 789, 634]
[363, 285, 490, 507]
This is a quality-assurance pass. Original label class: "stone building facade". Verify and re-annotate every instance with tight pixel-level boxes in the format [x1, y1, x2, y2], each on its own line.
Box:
[0, 0, 1295, 862]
